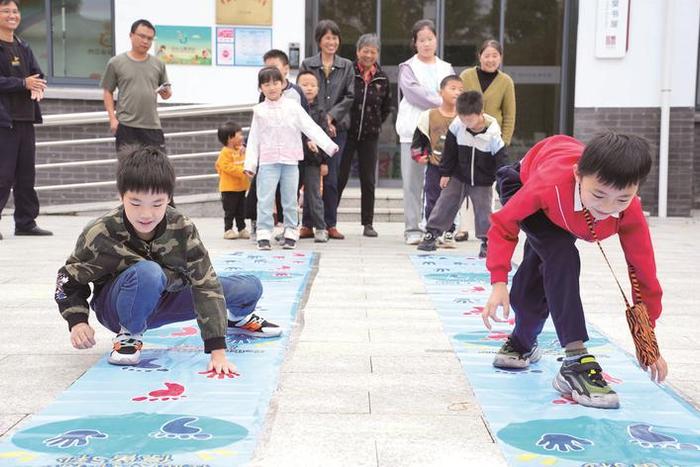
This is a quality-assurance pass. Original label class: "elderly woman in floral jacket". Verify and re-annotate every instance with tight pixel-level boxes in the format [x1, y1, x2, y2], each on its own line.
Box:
[337, 34, 393, 238]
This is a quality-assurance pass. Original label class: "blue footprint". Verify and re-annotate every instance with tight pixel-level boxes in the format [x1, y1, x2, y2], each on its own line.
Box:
[149, 417, 212, 441]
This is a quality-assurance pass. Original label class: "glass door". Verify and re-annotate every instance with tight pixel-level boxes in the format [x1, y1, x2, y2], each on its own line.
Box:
[309, 0, 574, 177]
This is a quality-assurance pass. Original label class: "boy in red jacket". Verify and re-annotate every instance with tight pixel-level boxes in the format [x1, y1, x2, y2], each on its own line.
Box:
[482, 132, 668, 409]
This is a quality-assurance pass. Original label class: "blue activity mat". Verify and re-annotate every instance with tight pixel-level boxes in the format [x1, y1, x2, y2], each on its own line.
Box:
[0, 251, 316, 466]
[411, 254, 700, 467]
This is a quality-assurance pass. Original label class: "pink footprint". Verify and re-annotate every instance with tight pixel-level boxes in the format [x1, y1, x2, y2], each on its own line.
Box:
[132, 382, 186, 402]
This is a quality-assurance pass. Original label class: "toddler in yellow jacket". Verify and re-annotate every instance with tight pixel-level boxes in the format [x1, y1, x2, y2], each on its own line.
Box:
[215, 121, 251, 239]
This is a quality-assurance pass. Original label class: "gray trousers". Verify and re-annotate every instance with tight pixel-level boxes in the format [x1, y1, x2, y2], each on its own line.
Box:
[425, 178, 492, 240]
[302, 164, 325, 230]
[400, 143, 426, 237]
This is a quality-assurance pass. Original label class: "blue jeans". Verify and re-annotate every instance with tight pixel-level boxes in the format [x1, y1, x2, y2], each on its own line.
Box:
[256, 163, 299, 241]
[91, 261, 263, 335]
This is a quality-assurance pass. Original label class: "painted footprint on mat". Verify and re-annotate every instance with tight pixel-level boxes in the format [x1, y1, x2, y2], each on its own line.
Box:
[499, 417, 700, 464]
[149, 417, 212, 441]
[132, 382, 186, 402]
[121, 357, 169, 373]
[43, 430, 107, 448]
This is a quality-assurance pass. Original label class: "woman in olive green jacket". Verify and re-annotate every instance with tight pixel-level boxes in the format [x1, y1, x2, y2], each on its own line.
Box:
[459, 39, 515, 145]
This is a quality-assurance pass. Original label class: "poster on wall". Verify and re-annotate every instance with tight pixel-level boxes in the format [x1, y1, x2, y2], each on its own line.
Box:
[216, 27, 235, 66]
[594, 0, 630, 58]
[234, 28, 272, 66]
[216, 0, 273, 26]
[155, 25, 213, 65]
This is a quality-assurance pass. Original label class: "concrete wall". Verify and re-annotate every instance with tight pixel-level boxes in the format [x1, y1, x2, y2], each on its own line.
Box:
[574, 0, 700, 216]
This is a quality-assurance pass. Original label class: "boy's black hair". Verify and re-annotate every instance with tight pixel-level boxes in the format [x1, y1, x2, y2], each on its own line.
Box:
[0, 0, 19, 7]
[217, 121, 243, 146]
[263, 49, 289, 66]
[258, 66, 283, 87]
[130, 19, 156, 34]
[456, 91, 483, 116]
[296, 70, 318, 84]
[314, 19, 341, 46]
[578, 132, 652, 189]
[117, 146, 175, 198]
[440, 74, 462, 89]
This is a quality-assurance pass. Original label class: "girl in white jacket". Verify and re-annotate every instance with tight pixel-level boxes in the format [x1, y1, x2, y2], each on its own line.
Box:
[244, 67, 339, 250]
[395, 19, 454, 245]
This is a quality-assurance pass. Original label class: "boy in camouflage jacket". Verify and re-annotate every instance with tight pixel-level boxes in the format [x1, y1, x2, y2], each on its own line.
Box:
[55, 147, 281, 373]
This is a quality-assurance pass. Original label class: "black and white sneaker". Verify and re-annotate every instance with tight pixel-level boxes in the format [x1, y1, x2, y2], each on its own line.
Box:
[228, 313, 282, 337]
[417, 232, 437, 251]
[479, 240, 488, 258]
[257, 239, 271, 250]
[108, 332, 143, 366]
[283, 238, 296, 249]
[553, 355, 620, 409]
[493, 337, 542, 369]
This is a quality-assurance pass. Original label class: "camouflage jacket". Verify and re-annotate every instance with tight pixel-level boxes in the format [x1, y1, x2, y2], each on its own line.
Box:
[55, 206, 227, 352]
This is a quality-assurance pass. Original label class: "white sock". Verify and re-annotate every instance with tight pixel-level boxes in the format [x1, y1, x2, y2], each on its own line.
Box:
[230, 312, 252, 325]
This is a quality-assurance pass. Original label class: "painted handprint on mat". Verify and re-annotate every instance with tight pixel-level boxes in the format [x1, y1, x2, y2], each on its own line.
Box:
[536, 433, 593, 452]
[198, 369, 240, 379]
[43, 430, 107, 448]
[132, 382, 186, 402]
[171, 326, 198, 337]
[149, 417, 212, 441]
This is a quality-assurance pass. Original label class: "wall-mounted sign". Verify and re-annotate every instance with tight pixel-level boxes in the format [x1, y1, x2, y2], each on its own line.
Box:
[216, 0, 273, 26]
[216, 27, 235, 66]
[595, 0, 630, 58]
[155, 25, 212, 65]
[234, 28, 272, 66]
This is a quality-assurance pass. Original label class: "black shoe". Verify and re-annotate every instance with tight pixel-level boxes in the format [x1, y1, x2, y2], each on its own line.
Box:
[282, 238, 296, 249]
[478, 241, 488, 258]
[15, 226, 53, 236]
[553, 355, 620, 409]
[363, 225, 378, 237]
[455, 231, 469, 242]
[257, 239, 271, 250]
[417, 232, 437, 251]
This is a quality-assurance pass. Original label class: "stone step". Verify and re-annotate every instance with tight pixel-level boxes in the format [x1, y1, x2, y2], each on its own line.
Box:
[35, 188, 407, 222]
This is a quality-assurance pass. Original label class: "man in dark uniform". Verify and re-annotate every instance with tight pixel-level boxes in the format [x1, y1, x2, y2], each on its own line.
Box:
[0, 0, 52, 239]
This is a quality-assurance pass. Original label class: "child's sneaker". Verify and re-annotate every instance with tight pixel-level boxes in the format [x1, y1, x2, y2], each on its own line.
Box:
[440, 232, 457, 249]
[223, 229, 238, 240]
[314, 229, 329, 243]
[479, 240, 488, 258]
[283, 238, 296, 249]
[108, 332, 143, 366]
[228, 313, 282, 337]
[417, 232, 437, 251]
[238, 228, 250, 239]
[493, 337, 542, 369]
[257, 239, 271, 250]
[553, 355, 620, 409]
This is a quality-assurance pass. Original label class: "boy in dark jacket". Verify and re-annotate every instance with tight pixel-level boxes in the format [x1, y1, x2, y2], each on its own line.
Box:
[55, 147, 281, 372]
[297, 71, 331, 243]
[417, 91, 507, 256]
[337, 34, 393, 237]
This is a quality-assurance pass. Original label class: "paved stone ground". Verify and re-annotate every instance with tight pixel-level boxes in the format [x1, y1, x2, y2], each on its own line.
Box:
[0, 212, 698, 466]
